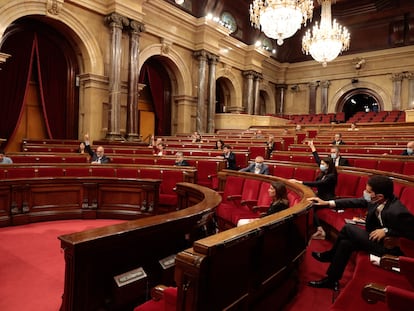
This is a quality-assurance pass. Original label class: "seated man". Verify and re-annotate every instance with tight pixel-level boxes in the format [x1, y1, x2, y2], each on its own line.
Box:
[239, 156, 269, 175]
[308, 140, 349, 167]
[331, 133, 345, 145]
[0, 149, 12, 164]
[174, 151, 189, 166]
[307, 175, 414, 290]
[84, 134, 110, 164]
[401, 141, 414, 156]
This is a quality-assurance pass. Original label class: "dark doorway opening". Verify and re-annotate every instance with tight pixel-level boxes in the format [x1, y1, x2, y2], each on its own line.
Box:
[341, 90, 380, 121]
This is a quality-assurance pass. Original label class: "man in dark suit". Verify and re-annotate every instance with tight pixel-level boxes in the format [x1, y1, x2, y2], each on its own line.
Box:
[84, 134, 110, 164]
[331, 133, 345, 145]
[222, 145, 237, 170]
[401, 141, 414, 155]
[174, 151, 189, 166]
[308, 141, 349, 167]
[239, 156, 269, 175]
[307, 175, 414, 290]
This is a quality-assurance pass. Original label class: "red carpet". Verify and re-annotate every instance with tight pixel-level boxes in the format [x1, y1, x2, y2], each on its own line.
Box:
[0, 220, 355, 311]
[284, 239, 355, 311]
[0, 219, 125, 311]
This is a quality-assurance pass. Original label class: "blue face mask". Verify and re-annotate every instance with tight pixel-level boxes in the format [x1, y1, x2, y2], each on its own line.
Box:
[363, 190, 372, 202]
[319, 164, 327, 172]
[407, 148, 413, 155]
[331, 153, 337, 160]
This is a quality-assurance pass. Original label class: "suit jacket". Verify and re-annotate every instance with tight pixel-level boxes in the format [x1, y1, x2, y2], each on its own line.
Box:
[239, 163, 269, 175]
[332, 140, 345, 145]
[401, 150, 413, 156]
[312, 151, 349, 167]
[334, 196, 414, 240]
[175, 160, 190, 166]
[303, 173, 337, 201]
[265, 199, 289, 216]
[85, 144, 110, 164]
[223, 151, 237, 170]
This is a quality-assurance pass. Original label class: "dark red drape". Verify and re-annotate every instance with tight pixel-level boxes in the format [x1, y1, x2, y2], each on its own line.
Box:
[0, 31, 34, 140]
[139, 63, 165, 135]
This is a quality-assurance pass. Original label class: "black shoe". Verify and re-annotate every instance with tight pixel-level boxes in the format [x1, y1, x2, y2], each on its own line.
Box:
[311, 251, 332, 263]
[308, 277, 339, 290]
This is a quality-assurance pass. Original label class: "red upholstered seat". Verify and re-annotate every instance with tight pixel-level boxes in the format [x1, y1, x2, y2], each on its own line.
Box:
[134, 287, 177, 311]
[377, 160, 404, 174]
[293, 167, 316, 181]
[273, 165, 295, 179]
[399, 186, 414, 214]
[336, 173, 360, 198]
[64, 167, 91, 177]
[159, 170, 182, 208]
[5, 168, 36, 179]
[89, 167, 116, 177]
[35, 167, 65, 177]
[354, 158, 378, 170]
[385, 286, 414, 311]
[402, 161, 414, 175]
[287, 190, 301, 206]
[116, 168, 139, 178]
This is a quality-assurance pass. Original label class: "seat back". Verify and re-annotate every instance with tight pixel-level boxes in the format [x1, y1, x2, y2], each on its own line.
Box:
[336, 172, 360, 198]
[240, 179, 262, 202]
[221, 175, 245, 199]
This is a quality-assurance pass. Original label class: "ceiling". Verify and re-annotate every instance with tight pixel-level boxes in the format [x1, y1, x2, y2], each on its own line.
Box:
[168, 0, 414, 63]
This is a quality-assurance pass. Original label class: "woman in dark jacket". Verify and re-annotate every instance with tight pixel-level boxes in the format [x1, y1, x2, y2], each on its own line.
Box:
[290, 155, 337, 239]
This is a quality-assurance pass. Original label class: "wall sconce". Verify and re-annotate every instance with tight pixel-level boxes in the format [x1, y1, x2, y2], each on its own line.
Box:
[175, 0, 184, 5]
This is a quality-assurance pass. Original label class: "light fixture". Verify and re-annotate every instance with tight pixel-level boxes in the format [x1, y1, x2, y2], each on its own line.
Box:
[175, 0, 184, 5]
[302, 0, 350, 67]
[250, 0, 314, 46]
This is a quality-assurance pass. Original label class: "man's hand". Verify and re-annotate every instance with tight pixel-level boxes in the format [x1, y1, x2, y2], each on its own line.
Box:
[307, 197, 329, 206]
[369, 228, 387, 242]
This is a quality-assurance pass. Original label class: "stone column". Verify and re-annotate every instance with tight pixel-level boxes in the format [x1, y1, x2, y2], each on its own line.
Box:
[308, 82, 318, 114]
[275, 84, 287, 115]
[193, 50, 208, 133]
[243, 71, 255, 115]
[207, 54, 219, 133]
[126, 20, 145, 141]
[320, 80, 330, 114]
[391, 73, 404, 110]
[105, 13, 129, 140]
[406, 72, 414, 109]
[253, 73, 262, 115]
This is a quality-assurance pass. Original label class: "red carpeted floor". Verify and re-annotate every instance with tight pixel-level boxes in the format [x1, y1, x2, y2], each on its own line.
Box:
[0, 219, 125, 311]
[0, 220, 354, 311]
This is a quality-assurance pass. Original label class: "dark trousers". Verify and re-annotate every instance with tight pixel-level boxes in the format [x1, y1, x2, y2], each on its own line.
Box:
[325, 224, 402, 281]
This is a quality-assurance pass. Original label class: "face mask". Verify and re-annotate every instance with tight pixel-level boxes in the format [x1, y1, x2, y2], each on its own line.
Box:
[407, 148, 413, 155]
[319, 164, 327, 172]
[331, 153, 337, 160]
[363, 190, 372, 202]
[255, 163, 262, 168]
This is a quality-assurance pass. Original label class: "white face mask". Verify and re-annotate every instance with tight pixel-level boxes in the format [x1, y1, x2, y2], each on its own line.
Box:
[319, 164, 327, 172]
[363, 190, 372, 202]
[407, 148, 413, 155]
[331, 153, 337, 160]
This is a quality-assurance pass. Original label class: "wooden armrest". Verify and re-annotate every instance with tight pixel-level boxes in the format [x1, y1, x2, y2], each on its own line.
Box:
[241, 199, 258, 208]
[384, 236, 400, 249]
[362, 282, 387, 304]
[380, 254, 400, 272]
[150, 284, 168, 301]
[226, 194, 241, 201]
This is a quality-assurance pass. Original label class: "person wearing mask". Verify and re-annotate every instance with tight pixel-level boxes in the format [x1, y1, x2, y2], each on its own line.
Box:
[401, 141, 414, 156]
[307, 175, 414, 290]
[237, 181, 289, 226]
[174, 151, 189, 166]
[289, 154, 337, 239]
[308, 140, 349, 167]
[0, 149, 13, 164]
[331, 133, 345, 145]
[84, 134, 110, 164]
[221, 144, 237, 170]
[154, 143, 166, 156]
[239, 156, 269, 175]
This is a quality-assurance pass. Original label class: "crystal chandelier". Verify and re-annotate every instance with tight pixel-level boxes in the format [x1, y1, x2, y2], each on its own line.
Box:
[302, 0, 350, 67]
[250, 0, 314, 46]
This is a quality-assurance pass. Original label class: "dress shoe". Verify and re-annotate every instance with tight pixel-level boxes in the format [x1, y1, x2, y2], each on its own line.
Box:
[308, 277, 339, 290]
[311, 251, 332, 263]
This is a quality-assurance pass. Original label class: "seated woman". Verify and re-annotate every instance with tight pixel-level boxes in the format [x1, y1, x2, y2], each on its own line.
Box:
[214, 139, 224, 150]
[289, 148, 337, 239]
[77, 142, 86, 154]
[237, 181, 289, 226]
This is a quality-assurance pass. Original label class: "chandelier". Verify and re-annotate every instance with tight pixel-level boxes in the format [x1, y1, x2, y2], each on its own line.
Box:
[250, 0, 314, 46]
[302, 0, 350, 67]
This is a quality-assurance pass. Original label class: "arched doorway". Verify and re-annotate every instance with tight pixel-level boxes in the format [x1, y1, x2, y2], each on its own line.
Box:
[216, 77, 233, 113]
[138, 56, 172, 138]
[0, 17, 79, 151]
[337, 88, 382, 121]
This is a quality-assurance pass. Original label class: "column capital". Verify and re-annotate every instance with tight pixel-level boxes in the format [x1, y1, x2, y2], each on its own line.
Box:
[193, 50, 209, 61]
[308, 81, 319, 89]
[105, 12, 129, 29]
[129, 20, 145, 34]
[208, 54, 220, 64]
[405, 72, 414, 80]
[391, 73, 404, 82]
[320, 80, 330, 88]
[276, 84, 287, 89]
[242, 70, 262, 79]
